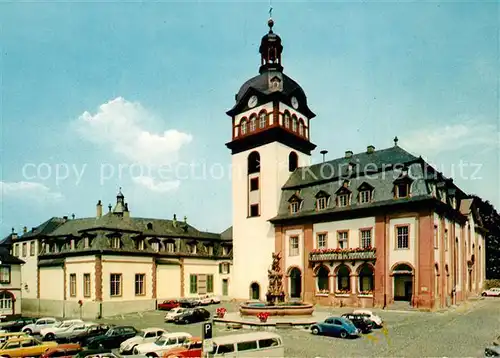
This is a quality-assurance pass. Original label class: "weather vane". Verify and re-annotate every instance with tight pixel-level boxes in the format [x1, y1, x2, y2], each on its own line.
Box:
[269, 0, 273, 18]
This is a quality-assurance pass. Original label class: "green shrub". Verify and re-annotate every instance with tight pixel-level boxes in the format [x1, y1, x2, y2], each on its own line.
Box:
[484, 279, 500, 289]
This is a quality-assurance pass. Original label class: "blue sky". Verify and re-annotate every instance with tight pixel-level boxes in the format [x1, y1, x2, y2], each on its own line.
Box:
[0, 1, 498, 236]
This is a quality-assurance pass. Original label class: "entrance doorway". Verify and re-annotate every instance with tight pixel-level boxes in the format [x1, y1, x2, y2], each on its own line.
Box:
[289, 268, 302, 299]
[392, 264, 414, 302]
[222, 279, 229, 297]
[250, 282, 260, 300]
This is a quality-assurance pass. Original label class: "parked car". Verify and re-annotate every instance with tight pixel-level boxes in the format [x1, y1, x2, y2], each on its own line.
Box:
[0, 336, 58, 357]
[40, 319, 85, 340]
[86, 326, 138, 350]
[119, 327, 167, 355]
[353, 309, 383, 328]
[310, 316, 361, 338]
[158, 300, 180, 311]
[482, 288, 500, 297]
[199, 294, 221, 305]
[485, 345, 500, 357]
[133, 332, 192, 356]
[173, 308, 211, 324]
[341, 313, 373, 333]
[40, 343, 83, 358]
[68, 324, 112, 345]
[0, 318, 35, 333]
[165, 308, 187, 322]
[47, 322, 94, 342]
[74, 348, 113, 358]
[21, 317, 59, 335]
[162, 336, 202, 358]
[179, 299, 198, 308]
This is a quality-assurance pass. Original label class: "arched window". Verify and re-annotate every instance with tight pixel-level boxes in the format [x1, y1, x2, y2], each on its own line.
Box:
[298, 120, 304, 136]
[336, 265, 350, 292]
[146, 223, 153, 230]
[288, 152, 298, 172]
[249, 115, 257, 132]
[284, 112, 290, 128]
[358, 264, 374, 293]
[259, 112, 267, 128]
[248, 151, 260, 174]
[292, 115, 298, 131]
[316, 266, 329, 292]
[240, 119, 247, 135]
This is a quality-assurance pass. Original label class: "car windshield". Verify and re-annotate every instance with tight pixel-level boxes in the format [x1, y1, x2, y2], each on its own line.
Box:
[53, 322, 64, 328]
[155, 337, 167, 345]
[138, 331, 146, 338]
[105, 329, 115, 336]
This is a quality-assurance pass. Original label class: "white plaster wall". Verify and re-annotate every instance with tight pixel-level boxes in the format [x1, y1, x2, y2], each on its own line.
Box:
[388, 217, 416, 269]
[313, 218, 376, 249]
[40, 267, 64, 300]
[284, 229, 303, 272]
[101, 256, 153, 301]
[65, 256, 96, 302]
[231, 141, 311, 300]
[183, 259, 231, 298]
[18, 240, 38, 299]
[157, 265, 181, 299]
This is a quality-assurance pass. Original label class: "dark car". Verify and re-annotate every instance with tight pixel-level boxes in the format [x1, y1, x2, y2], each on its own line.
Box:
[158, 300, 180, 310]
[0, 317, 36, 332]
[341, 313, 373, 333]
[179, 299, 198, 308]
[74, 348, 113, 358]
[485, 346, 500, 357]
[66, 324, 112, 345]
[174, 308, 210, 324]
[85, 325, 138, 350]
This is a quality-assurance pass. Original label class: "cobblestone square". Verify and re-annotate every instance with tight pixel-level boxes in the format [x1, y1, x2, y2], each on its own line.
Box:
[98, 298, 500, 357]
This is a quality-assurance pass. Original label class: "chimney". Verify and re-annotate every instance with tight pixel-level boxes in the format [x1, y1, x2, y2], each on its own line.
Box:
[63, 216, 68, 222]
[173, 214, 177, 227]
[31, 227, 36, 232]
[96, 200, 102, 218]
[184, 216, 187, 224]
[367, 145, 375, 154]
[345, 150, 353, 158]
[11, 228, 17, 240]
[108, 204, 112, 213]
[23, 226, 27, 234]
[71, 213, 75, 220]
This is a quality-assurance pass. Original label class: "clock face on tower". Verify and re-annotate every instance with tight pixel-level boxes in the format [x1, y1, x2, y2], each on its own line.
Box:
[248, 95, 258, 108]
[291, 96, 299, 109]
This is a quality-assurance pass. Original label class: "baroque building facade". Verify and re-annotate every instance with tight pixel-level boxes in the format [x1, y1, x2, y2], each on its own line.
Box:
[5, 190, 232, 318]
[227, 18, 486, 310]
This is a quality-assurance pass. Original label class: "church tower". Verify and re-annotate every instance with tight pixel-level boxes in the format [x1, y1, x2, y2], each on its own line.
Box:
[226, 17, 317, 300]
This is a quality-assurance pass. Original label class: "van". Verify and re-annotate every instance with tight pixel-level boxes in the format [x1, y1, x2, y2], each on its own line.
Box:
[208, 332, 284, 357]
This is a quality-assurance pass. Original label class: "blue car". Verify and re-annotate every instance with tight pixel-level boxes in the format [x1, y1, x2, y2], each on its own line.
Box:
[310, 316, 361, 338]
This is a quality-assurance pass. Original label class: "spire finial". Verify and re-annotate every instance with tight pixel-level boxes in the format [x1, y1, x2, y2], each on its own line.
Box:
[394, 136, 399, 146]
[268, 0, 274, 32]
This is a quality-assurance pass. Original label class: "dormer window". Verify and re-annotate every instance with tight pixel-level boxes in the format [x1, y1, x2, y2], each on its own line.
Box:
[335, 182, 351, 207]
[70, 239, 75, 250]
[187, 243, 197, 254]
[429, 183, 436, 197]
[146, 223, 153, 230]
[315, 190, 330, 211]
[137, 239, 145, 250]
[359, 190, 372, 203]
[151, 241, 160, 252]
[284, 112, 290, 128]
[111, 237, 121, 249]
[206, 245, 214, 256]
[338, 194, 349, 207]
[396, 183, 409, 198]
[288, 193, 302, 214]
[240, 120, 247, 135]
[249, 115, 257, 132]
[222, 246, 229, 256]
[166, 242, 175, 253]
[394, 170, 412, 199]
[259, 112, 267, 128]
[83, 237, 90, 249]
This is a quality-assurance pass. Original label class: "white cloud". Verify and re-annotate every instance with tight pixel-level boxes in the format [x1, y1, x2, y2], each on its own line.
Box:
[132, 176, 180, 193]
[73, 97, 193, 166]
[404, 121, 499, 156]
[0, 181, 63, 202]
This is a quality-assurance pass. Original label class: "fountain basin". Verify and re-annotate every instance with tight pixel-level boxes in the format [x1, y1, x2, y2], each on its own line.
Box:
[239, 302, 314, 316]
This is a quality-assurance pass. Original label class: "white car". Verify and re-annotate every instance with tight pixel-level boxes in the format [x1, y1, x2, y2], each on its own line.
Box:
[119, 327, 168, 354]
[199, 294, 221, 305]
[481, 287, 500, 297]
[133, 332, 192, 356]
[165, 307, 186, 322]
[40, 319, 84, 340]
[21, 317, 60, 335]
[353, 309, 383, 327]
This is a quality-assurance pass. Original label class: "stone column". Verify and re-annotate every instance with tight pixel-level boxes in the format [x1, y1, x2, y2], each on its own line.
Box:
[350, 274, 358, 295]
[329, 274, 335, 294]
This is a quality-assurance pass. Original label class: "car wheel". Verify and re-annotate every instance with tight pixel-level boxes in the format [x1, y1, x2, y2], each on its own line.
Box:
[98, 343, 104, 349]
[146, 353, 158, 357]
[23, 328, 32, 335]
[46, 333, 55, 341]
[311, 327, 319, 335]
[183, 319, 190, 324]
[340, 330, 348, 338]
[131, 344, 137, 353]
[482, 292, 487, 296]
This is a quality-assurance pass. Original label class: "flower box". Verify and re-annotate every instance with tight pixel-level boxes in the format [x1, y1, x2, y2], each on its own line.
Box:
[216, 307, 227, 318]
[335, 294, 350, 297]
[315, 294, 329, 297]
[257, 312, 270, 323]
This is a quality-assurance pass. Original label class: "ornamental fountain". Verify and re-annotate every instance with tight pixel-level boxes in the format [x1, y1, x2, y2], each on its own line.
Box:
[239, 252, 314, 316]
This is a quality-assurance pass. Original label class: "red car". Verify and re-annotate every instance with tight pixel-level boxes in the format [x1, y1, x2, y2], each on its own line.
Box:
[41, 343, 82, 357]
[158, 300, 180, 310]
[163, 336, 202, 358]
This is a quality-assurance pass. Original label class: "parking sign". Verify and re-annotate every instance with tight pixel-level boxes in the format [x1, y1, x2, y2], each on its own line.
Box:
[202, 321, 213, 340]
